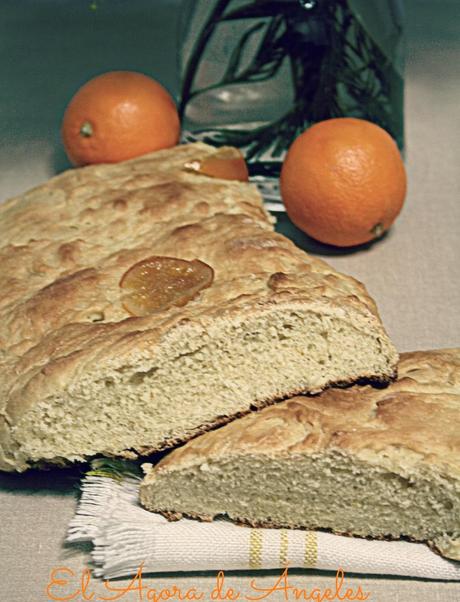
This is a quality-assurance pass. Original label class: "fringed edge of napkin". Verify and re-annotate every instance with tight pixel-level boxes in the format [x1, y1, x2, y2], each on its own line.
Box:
[67, 458, 142, 542]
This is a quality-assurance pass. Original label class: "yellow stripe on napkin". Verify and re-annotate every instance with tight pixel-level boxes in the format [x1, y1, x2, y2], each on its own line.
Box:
[249, 530, 263, 569]
[280, 530, 289, 567]
[304, 531, 318, 567]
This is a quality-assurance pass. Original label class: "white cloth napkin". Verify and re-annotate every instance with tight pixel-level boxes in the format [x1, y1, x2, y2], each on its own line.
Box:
[67, 460, 460, 580]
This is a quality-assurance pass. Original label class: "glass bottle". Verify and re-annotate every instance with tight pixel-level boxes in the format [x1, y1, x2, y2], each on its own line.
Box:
[178, 0, 405, 208]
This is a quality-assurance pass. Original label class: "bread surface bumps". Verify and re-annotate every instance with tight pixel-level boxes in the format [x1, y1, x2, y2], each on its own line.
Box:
[140, 349, 460, 561]
[0, 143, 397, 471]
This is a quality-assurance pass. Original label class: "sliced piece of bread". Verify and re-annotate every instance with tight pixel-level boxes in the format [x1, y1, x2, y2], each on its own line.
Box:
[140, 349, 460, 561]
[0, 143, 397, 472]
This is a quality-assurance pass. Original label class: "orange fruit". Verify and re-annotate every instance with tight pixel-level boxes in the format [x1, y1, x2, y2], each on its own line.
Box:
[280, 118, 407, 247]
[119, 256, 214, 317]
[61, 71, 180, 166]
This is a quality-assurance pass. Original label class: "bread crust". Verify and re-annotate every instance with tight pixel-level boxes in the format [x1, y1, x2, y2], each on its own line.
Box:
[0, 143, 397, 470]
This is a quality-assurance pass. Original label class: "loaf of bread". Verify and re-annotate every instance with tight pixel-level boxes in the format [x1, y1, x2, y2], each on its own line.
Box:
[0, 143, 397, 472]
[140, 349, 460, 561]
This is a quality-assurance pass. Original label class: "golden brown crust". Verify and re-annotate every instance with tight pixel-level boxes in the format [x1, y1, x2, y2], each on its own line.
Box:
[0, 143, 397, 470]
[153, 349, 460, 479]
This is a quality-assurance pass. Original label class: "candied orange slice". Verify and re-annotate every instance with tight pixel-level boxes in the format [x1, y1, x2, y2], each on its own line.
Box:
[184, 147, 249, 182]
[120, 256, 214, 317]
